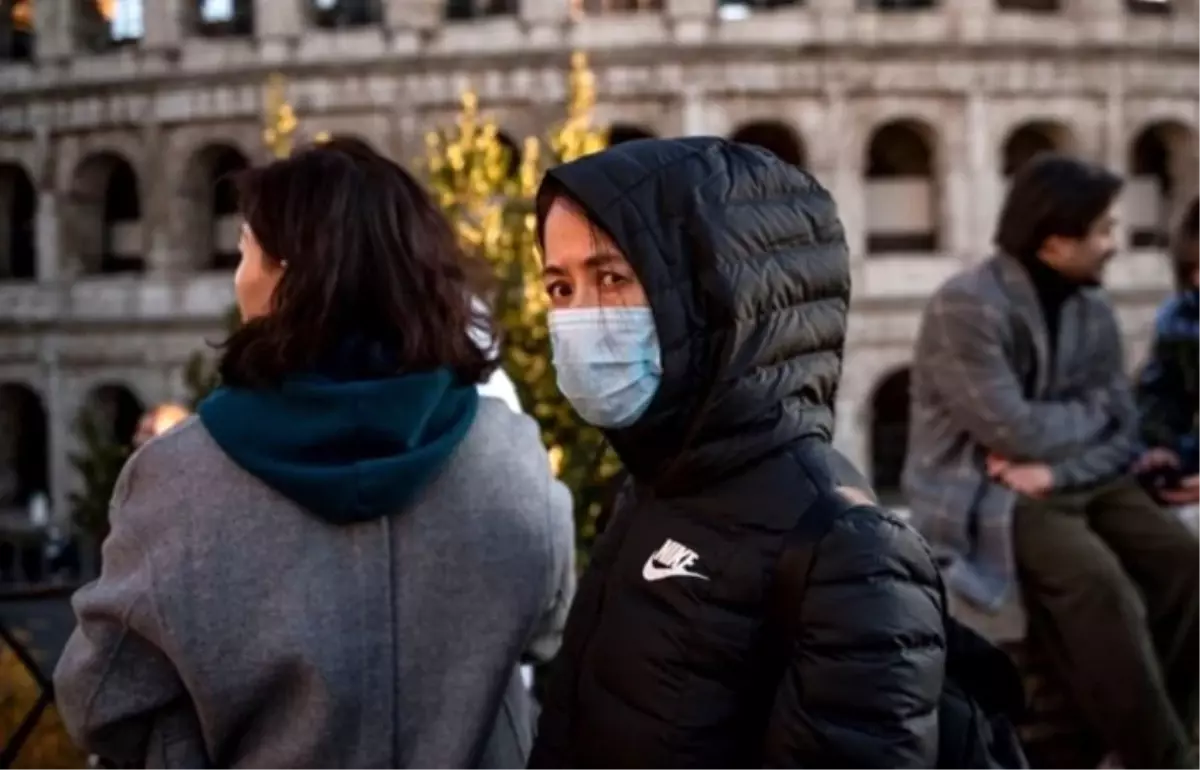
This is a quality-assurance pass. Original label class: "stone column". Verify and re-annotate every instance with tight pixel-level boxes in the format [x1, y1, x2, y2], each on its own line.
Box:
[944, 0, 992, 41]
[519, 0, 570, 45]
[35, 193, 60, 281]
[255, 0, 305, 49]
[44, 346, 70, 529]
[1102, 61, 1129, 249]
[386, 0, 442, 31]
[142, 0, 184, 49]
[824, 84, 865, 284]
[963, 90, 996, 262]
[666, 0, 713, 43]
[679, 85, 709, 136]
[31, 0, 75, 60]
[141, 122, 178, 275]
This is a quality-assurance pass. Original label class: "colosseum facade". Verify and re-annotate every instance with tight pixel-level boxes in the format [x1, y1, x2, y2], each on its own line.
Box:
[0, 0, 1196, 517]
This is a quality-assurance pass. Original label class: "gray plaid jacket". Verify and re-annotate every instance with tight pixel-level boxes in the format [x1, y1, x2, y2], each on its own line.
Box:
[903, 253, 1140, 621]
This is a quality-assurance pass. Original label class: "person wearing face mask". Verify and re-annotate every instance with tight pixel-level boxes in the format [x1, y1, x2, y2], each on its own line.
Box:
[527, 137, 950, 768]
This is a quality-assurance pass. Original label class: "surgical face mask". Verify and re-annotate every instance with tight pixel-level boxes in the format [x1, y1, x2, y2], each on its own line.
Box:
[548, 307, 663, 429]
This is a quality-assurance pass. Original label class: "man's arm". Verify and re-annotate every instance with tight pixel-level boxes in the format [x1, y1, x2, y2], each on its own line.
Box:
[1047, 311, 1141, 490]
[921, 287, 1112, 461]
[761, 511, 945, 768]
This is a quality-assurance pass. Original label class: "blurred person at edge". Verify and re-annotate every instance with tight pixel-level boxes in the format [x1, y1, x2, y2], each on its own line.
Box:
[905, 154, 1199, 769]
[53, 138, 575, 769]
[528, 137, 946, 768]
[1136, 197, 1200, 506]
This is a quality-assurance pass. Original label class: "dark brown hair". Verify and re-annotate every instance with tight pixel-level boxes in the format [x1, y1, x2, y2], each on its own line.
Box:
[1173, 196, 1199, 289]
[219, 137, 497, 387]
[994, 153, 1122, 259]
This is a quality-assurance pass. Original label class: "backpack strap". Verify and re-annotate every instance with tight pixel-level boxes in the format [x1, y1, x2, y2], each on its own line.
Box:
[767, 488, 858, 640]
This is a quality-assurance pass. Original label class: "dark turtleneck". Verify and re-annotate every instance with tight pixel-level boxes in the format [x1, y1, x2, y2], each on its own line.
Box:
[1015, 252, 1091, 355]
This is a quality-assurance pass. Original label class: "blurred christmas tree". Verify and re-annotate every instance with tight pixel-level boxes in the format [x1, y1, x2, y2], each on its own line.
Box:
[67, 411, 131, 544]
[423, 52, 619, 556]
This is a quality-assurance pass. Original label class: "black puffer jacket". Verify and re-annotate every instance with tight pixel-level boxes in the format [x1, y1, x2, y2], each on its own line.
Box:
[530, 138, 945, 768]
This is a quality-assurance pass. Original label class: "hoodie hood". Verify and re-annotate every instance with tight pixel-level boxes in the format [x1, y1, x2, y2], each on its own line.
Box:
[541, 137, 849, 490]
[197, 367, 478, 524]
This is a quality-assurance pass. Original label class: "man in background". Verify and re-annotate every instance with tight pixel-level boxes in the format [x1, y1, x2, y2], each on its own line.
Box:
[904, 154, 1199, 769]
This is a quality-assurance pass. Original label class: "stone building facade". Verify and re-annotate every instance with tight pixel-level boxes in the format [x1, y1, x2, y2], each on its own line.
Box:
[0, 0, 1196, 518]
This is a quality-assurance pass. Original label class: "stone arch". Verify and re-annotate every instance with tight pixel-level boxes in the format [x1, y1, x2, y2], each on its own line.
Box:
[181, 143, 251, 271]
[867, 367, 911, 505]
[70, 151, 144, 274]
[1001, 120, 1079, 176]
[309, 0, 383, 27]
[0, 162, 37, 280]
[729, 120, 806, 166]
[1127, 120, 1199, 249]
[864, 119, 940, 254]
[0, 383, 49, 511]
[607, 124, 657, 146]
[81, 383, 144, 447]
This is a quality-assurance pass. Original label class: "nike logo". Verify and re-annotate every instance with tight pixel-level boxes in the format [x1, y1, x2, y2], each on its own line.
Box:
[642, 538, 710, 582]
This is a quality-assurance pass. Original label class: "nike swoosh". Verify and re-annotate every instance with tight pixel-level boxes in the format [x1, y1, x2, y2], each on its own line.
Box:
[642, 560, 710, 582]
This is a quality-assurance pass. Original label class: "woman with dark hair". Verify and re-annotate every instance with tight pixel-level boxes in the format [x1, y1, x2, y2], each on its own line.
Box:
[54, 138, 574, 768]
[527, 137, 946, 768]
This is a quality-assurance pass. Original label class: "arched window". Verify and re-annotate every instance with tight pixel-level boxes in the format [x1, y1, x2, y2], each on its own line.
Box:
[730, 121, 806, 166]
[76, 0, 144, 51]
[193, 0, 254, 36]
[183, 144, 250, 271]
[445, 0, 518, 19]
[864, 120, 939, 254]
[608, 124, 657, 146]
[0, 383, 49, 509]
[83, 384, 144, 447]
[72, 152, 144, 274]
[1128, 121, 1198, 249]
[310, 0, 383, 28]
[869, 368, 911, 505]
[717, 0, 802, 20]
[1001, 120, 1076, 177]
[0, 163, 37, 280]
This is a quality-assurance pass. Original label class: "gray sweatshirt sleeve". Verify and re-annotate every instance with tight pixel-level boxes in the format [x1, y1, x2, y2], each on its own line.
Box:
[53, 456, 197, 767]
[525, 476, 576, 663]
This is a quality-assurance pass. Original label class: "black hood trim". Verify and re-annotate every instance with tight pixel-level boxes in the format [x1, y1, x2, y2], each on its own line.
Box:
[542, 137, 850, 494]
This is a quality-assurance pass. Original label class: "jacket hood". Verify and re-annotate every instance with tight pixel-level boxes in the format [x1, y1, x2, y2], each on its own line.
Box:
[197, 366, 478, 524]
[541, 137, 849, 490]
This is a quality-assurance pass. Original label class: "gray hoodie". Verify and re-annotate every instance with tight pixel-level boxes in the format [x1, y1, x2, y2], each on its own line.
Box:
[54, 397, 574, 768]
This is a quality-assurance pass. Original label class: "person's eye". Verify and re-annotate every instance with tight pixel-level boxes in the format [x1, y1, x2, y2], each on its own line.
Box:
[599, 271, 630, 288]
[545, 280, 572, 299]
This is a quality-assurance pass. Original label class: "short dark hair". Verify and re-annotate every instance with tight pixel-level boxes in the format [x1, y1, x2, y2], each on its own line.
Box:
[219, 138, 497, 388]
[1172, 196, 1199, 288]
[993, 153, 1123, 259]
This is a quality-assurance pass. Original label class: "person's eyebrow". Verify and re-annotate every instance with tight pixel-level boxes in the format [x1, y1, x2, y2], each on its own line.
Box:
[542, 252, 625, 278]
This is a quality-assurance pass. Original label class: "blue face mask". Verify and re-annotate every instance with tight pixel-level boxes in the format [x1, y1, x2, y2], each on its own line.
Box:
[548, 307, 663, 429]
